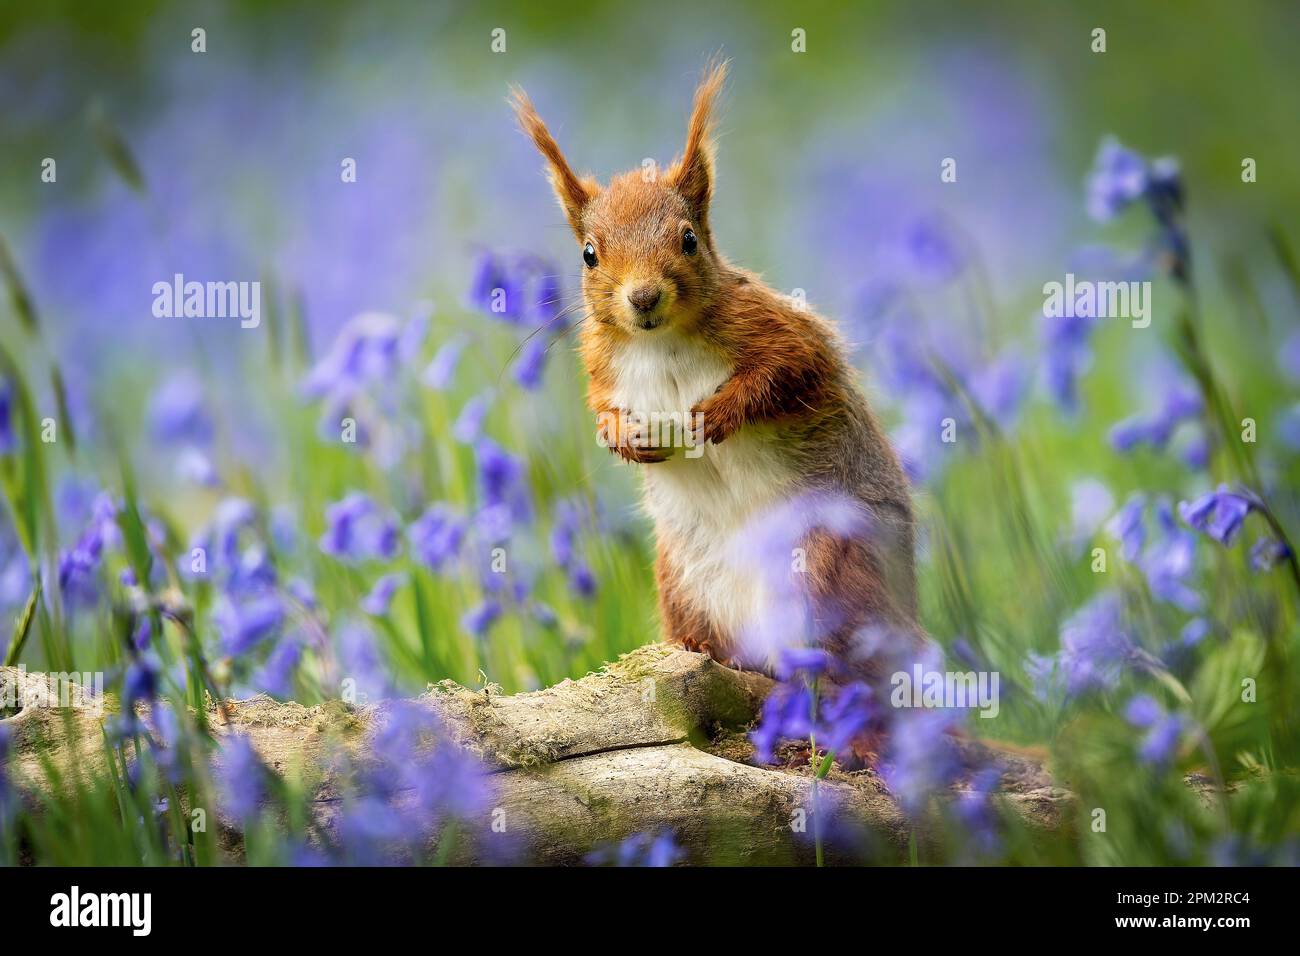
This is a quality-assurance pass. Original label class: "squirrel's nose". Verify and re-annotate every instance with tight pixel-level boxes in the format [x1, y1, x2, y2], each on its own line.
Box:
[628, 284, 662, 314]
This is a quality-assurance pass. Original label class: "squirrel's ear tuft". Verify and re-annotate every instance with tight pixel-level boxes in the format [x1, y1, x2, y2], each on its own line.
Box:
[667, 58, 728, 223]
[509, 85, 599, 238]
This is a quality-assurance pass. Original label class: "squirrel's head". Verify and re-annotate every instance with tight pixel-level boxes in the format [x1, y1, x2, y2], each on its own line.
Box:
[511, 60, 728, 335]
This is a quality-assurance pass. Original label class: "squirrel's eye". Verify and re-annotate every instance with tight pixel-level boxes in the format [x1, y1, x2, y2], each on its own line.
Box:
[682, 228, 698, 255]
[583, 242, 598, 269]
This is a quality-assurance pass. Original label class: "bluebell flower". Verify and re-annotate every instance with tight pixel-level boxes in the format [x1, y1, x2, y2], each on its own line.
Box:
[1067, 478, 1114, 552]
[474, 438, 522, 506]
[1041, 308, 1096, 415]
[461, 600, 501, 638]
[0, 376, 15, 455]
[512, 334, 549, 390]
[319, 492, 401, 562]
[466, 251, 524, 321]
[549, 502, 579, 567]
[214, 594, 284, 657]
[879, 708, 962, 818]
[175, 446, 219, 487]
[1281, 332, 1300, 384]
[452, 393, 490, 444]
[1086, 137, 1150, 222]
[953, 766, 1003, 859]
[362, 573, 406, 616]
[57, 492, 121, 608]
[408, 504, 466, 572]
[1030, 591, 1136, 699]
[122, 653, 160, 715]
[1141, 501, 1200, 611]
[726, 491, 874, 667]
[567, 560, 597, 599]
[1250, 536, 1291, 572]
[1278, 402, 1300, 450]
[300, 311, 422, 404]
[1108, 379, 1201, 455]
[1124, 695, 1182, 767]
[421, 336, 467, 391]
[1181, 617, 1210, 647]
[214, 733, 264, 821]
[1124, 694, 1162, 728]
[474, 503, 513, 546]
[968, 350, 1028, 430]
[337, 621, 395, 702]
[1178, 485, 1253, 546]
[148, 371, 213, 446]
[586, 830, 683, 867]
[254, 632, 303, 697]
[0, 724, 13, 829]
[901, 215, 964, 284]
[1107, 495, 1146, 562]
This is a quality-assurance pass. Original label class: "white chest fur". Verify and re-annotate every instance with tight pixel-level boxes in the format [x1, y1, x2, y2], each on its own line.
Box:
[610, 332, 798, 641]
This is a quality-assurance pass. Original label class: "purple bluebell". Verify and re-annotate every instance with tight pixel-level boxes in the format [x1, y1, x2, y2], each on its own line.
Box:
[1029, 591, 1136, 699]
[337, 621, 395, 702]
[0, 377, 15, 455]
[474, 438, 522, 506]
[361, 573, 405, 616]
[474, 503, 513, 546]
[1125, 696, 1182, 767]
[421, 336, 467, 391]
[879, 708, 963, 818]
[901, 215, 964, 284]
[512, 334, 549, 390]
[586, 831, 683, 867]
[300, 311, 422, 404]
[254, 633, 303, 698]
[1068, 478, 1114, 552]
[1250, 536, 1291, 572]
[1178, 485, 1253, 546]
[567, 560, 597, 599]
[460, 600, 501, 638]
[1278, 403, 1300, 450]
[319, 492, 401, 562]
[408, 504, 466, 572]
[1107, 495, 1146, 562]
[452, 393, 490, 445]
[148, 372, 214, 446]
[1140, 501, 1201, 611]
[1281, 332, 1300, 384]
[1086, 137, 1150, 222]
[953, 766, 1003, 859]
[727, 491, 874, 667]
[214, 733, 264, 821]
[214, 594, 284, 657]
[466, 251, 524, 322]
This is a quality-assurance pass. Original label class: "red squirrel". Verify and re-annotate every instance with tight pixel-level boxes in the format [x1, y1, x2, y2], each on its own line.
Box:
[511, 61, 924, 682]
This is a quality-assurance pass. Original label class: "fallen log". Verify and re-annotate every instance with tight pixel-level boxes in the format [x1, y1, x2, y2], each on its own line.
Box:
[1, 645, 1071, 864]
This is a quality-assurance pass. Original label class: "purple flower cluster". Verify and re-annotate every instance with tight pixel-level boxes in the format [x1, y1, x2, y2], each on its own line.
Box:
[319, 493, 401, 563]
[1177, 485, 1254, 546]
[1108, 496, 1202, 611]
[585, 830, 683, 867]
[1124, 694, 1184, 767]
[1026, 590, 1137, 699]
[466, 251, 569, 391]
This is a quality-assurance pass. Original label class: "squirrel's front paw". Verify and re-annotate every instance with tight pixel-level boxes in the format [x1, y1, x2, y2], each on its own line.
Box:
[689, 394, 738, 445]
[596, 409, 673, 464]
